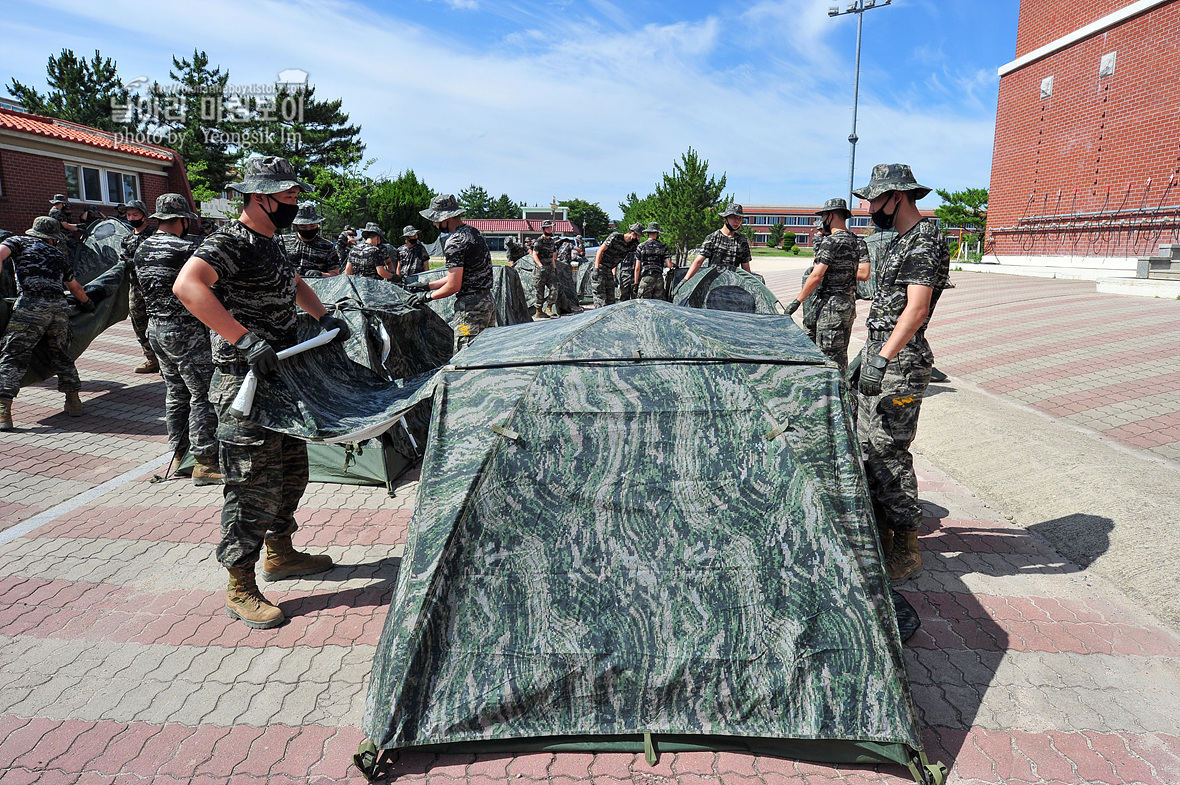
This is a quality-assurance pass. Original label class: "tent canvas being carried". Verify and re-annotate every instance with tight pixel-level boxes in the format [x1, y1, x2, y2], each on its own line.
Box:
[360, 300, 944, 784]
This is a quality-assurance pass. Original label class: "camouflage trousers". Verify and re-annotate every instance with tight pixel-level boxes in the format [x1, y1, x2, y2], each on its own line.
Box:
[454, 290, 496, 352]
[147, 316, 216, 457]
[128, 279, 156, 361]
[804, 294, 857, 377]
[617, 266, 636, 301]
[534, 263, 559, 311]
[801, 266, 819, 332]
[592, 268, 617, 308]
[0, 296, 80, 399]
[856, 339, 933, 535]
[209, 369, 308, 568]
[637, 272, 665, 300]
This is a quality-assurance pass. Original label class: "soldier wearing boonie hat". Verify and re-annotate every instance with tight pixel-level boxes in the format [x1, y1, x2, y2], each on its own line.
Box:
[786, 197, 870, 377]
[593, 222, 641, 308]
[47, 194, 78, 234]
[634, 222, 672, 300]
[684, 203, 752, 282]
[395, 225, 430, 278]
[0, 216, 95, 430]
[283, 203, 339, 278]
[850, 163, 950, 586]
[117, 198, 161, 374]
[528, 219, 560, 318]
[335, 225, 358, 267]
[345, 222, 396, 280]
[403, 194, 495, 350]
[174, 155, 352, 631]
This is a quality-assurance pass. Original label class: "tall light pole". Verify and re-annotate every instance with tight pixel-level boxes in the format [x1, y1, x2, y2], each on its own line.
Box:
[829, 0, 892, 209]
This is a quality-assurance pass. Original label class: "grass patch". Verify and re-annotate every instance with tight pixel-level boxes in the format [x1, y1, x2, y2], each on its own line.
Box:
[752, 246, 814, 258]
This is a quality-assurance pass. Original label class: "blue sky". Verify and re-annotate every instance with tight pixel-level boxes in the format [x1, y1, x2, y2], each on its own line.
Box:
[7, 0, 1019, 216]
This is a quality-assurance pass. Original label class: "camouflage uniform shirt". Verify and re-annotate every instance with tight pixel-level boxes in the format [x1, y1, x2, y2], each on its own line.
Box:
[48, 207, 70, 227]
[398, 242, 430, 276]
[121, 226, 157, 262]
[555, 242, 573, 264]
[282, 233, 338, 276]
[191, 220, 300, 365]
[699, 229, 751, 269]
[133, 232, 201, 320]
[0, 236, 74, 298]
[635, 238, 671, 277]
[597, 232, 637, 272]
[813, 229, 866, 298]
[348, 242, 392, 279]
[865, 219, 950, 340]
[533, 234, 556, 264]
[444, 223, 493, 296]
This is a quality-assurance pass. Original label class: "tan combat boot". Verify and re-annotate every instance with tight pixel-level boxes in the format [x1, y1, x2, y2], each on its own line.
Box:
[64, 391, 84, 417]
[0, 398, 12, 431]
[134, 356, 160, 374]
[261, 536, 334, 581]
[225, 565, 285, 629]
[533, 306, 550, 320]
[545, 304, 560, 318]
[886, 530, 922, 583]
[192, 454, 222, 486]
[877, 521, 894, 558]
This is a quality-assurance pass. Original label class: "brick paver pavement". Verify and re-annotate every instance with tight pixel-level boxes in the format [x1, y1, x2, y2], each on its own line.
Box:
[3, 286, 1180, 784]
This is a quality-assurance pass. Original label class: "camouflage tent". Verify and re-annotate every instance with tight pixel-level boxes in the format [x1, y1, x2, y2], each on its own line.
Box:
[407, 265, 532, 328]
[359, 300, 944, 784]
[509, 256, 581, 314]
[672, 267, 785, 314]
[575, 262, 599, 303]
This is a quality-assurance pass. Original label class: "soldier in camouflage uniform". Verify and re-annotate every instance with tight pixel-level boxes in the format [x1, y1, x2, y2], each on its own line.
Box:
[852, 164, 951, 584]
[406, 194, 495, 351]
[554, 238, 583, 313]
[345, 223, 396, 280]
[134, 194, 221, 484]
[635, 222, 672, 300]
[283, 203, 339, 277]
[395, 225, 431, 278]
[504, 235, 529, 264]
[530, 220, 559, 318]
[593, 223, 641, 308]
[336, 226, 358, 268]
[0, 217, 95, 430]
[683, 203, 752, 282]
[617, 248, 638, 301]
[119, 199, 161, 374]
[785, 198, 869, 376]
[800, 218, 830, 336]
[47, 195, 78, 234]
[173, 156, 351, 630]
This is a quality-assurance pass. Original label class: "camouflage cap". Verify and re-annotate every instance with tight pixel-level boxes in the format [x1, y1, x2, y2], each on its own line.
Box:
[719, 203, 744, 218]
[627, 222, 643, 234]
[227, 155, 312, 195]
[125, 199, 149, 214]
[645, 221, 662, 235]
[25, 216, 68, 242]
[150, 193, 198, 221]
[291, 202, 325, 226]
[420, 194, 465, 222]
[541, 220, 555, 229]
[49, 194, 69, 205]
[360, 221, 386, 238]
[815, 197, 852, 218]
[853, 163, 932, 201]
[402, 225, 420, 238]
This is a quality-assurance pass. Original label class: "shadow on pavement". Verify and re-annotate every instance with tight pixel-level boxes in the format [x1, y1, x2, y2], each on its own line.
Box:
[1028, 513, 1113, 569]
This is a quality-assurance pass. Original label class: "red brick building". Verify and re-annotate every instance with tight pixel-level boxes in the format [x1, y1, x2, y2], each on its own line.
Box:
[987, 0, 1180, 271]
[0, 107, 192, 234]
[742, 204, 938, 247]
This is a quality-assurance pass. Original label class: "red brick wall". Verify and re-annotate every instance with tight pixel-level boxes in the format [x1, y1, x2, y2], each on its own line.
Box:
[1014, 0, 1143, 56]
[989, 1, 1180, 258]
[0, 148, 69, 234]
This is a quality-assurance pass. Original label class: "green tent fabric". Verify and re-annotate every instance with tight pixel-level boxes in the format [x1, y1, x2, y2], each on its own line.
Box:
[407, 265, 533, 328]
[672, 267, 785, 315]
[575, 262, 599, 304]
[509, 257, 582, 314]
[360, 300, 942, 783]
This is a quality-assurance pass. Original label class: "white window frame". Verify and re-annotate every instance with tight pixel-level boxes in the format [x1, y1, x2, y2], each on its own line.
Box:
[63, 162, 141, 205]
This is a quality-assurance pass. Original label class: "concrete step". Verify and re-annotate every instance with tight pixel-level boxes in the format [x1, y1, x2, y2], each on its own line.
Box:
[1148, 269, 1180, 280]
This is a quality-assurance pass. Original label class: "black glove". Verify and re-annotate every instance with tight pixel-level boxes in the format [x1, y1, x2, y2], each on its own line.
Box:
[83, 284, 107, 304]
[404, 281, 431, 293]
[858, 352, 890, 396]
[234, 332, 279, 376]
[318, 313, 351, 343]
[407, 292, 433, 308]
[77, 297, 97, 314]
[785, 299, 801, 315]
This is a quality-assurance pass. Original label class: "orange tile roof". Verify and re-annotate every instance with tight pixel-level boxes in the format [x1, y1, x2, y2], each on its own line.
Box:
[0, 108, 175, 162]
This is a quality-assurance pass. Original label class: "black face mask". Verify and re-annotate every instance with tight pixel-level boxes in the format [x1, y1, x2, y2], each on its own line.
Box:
[128, 218, 145, 229]
[871, 197, 898, 231]
[179, 220, 190, 237]
[297, 227, 319, 240]
[260, 195, 299, 229]
[406, 237, 417, 245]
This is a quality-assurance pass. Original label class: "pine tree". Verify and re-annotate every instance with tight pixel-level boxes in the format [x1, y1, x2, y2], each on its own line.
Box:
[245, 84, 365, 182]
[7, 49, 127, 131]
[652, 148, 729, 263]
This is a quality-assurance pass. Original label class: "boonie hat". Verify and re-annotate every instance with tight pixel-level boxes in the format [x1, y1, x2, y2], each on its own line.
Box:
[227, 155, 312, 195]
[49, 194, 69, 205]
[815, 197, 852, 218]
[291, 202, 325, 226]
[360, 222, 386, 239]
[420, 194, 465, 222]
[125, 199, 149, 214]
[719, 203, 744, 218]
[644, 221, 662, 234]
[627, 222, 643, 233]
[853, 163, 932, 201]
[402, 225, 420, 238]
[25, 216, 68, 241]
[150, 193, 198, 221]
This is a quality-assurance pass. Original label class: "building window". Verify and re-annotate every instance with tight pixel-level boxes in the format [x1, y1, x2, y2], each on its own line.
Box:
[754, 233, 769, 243]
[64, 162, 140, 204]
[795, 233, 809, 245]
[850, 217, 871, 228]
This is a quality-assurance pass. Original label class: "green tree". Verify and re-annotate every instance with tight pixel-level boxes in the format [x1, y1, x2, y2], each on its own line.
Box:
[562, 198, 611, 239]
[458, 185, 495, 218]
[310, 159, 374, 234]
[370, 169, 437, 242]
[934, 187, 988, 234]
[618, 192, 658, 232]
[651, 148, 729, 263]
[783, 230, 796, 249]
[245, 83, 365, 183]
[768, 222, 785, 248]
[7, 49, 127, 131]
[489, 194, 521, 219]
[738, 225, 755, 244]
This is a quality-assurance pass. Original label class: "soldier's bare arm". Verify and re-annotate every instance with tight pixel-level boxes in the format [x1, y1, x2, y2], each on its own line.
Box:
[174, 257, 251, 344]
[65, 278, 90, 303]
[878, 284, 933, 360]
[798, 263, 829, 301]
[431, 268, 463, 299]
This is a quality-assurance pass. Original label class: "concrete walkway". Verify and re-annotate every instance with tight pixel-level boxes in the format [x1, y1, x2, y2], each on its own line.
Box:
[2, 283, 1180, 784]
